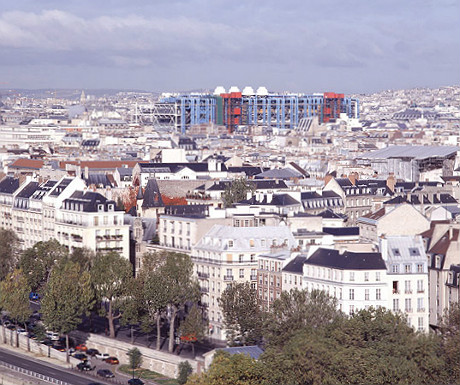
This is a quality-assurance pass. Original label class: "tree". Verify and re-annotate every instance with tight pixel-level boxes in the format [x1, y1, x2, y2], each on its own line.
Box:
[218, 282, 263, 346]
[91, 251, 133, 338]
[186, 351, 264, 385]
[179, 305, 206, 358]
[0, 269, 32, 348]
[41, 259, 94, 362]
[263, 288, 341, 347]
[0, 229, 19, 282]
[439, 302, 460, 384]
[177, 361, 193, 385]
[135, 252, 170, 351]
[19, 240, 68, 290]
[70, 247, 94, 272]
[127, 347, 143, 379]
[221, 178, 255, 208]
[162, 252, 200, 353]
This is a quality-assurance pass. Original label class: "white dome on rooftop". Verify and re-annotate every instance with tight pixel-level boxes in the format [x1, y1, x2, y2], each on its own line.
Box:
[229, 86, 240, 93]
[256, 86, 268, 96]
[242, 86, 254, 96]
[213, 86, 226, 95]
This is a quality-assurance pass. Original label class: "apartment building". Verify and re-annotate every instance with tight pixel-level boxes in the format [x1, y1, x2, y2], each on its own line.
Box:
[380, 235, 430, 332]
[192, 225, 296, 341]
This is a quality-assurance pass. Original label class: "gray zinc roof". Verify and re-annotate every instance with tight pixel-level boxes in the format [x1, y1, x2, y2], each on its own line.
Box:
[362, 145, 460, 160]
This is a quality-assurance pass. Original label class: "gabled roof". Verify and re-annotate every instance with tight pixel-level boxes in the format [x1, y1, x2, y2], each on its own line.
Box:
[8, 158, 44, 170]
[255, 167, 301, 180]
[64, 190, 111, 212]
[16, 181, 39, 198]
[360, 207, 386, 222]
[429, 229, 459, 257]
[318, 209, 347, 219]
[0, 176, 20, 194]
[283, 255, 307, 274]
[85, 174, 113, 188]
[307, 248, 386, 270]
[142, 179, 164, 208]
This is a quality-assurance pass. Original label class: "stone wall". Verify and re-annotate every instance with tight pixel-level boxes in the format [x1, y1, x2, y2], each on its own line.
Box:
[69, 331, 204, 378]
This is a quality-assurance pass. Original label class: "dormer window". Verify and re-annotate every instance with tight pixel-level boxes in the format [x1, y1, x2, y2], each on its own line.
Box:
[98, 204, 104, 212]
[392, 248, 401, 256]
[108, 204, 114, 211]
[228, 240, 233, 248]
[409, 248, 419, 256]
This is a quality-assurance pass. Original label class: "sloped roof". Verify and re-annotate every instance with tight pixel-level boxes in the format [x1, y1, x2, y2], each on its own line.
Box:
[9, 158, 44, 170]
[0, 176, 20, 194]
[307, 248, 386, 270]
[142, 179, 164, 208]
[283, 255, 307, 274]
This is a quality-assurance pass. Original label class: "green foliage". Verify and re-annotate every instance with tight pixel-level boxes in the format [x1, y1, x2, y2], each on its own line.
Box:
[177, 361, 193, 385]
[263, 288, 341, 347]
[19, 240, 68, 290]
[186, 351, 264, 385]
[439, 302, 460, 383]
[70, 247, 94, 272]
[0, 269, 32, 325]
[0, 229, 19, 282]
[41, 259, 94, 336]
[91, 251, 133, 338]
[221, 177, 255, 208]
[218, 282, 263, 346]
[179, 305, 206, 343]
[127, 347, 143, 370]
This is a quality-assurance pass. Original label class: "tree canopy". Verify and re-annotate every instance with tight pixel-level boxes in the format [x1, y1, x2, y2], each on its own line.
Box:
[0, 229, 19, 282]
[221, 178, 255, 208]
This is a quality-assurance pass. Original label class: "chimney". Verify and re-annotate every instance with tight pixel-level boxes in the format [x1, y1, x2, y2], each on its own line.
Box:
[386, 174, 396, 192]
[84, 166, 89, 179]
[348, 172, 358, 186]
[449, 227, 453, 240]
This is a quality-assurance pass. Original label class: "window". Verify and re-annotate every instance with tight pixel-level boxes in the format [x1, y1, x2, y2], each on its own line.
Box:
[392, 264, 399, 273]
[249, 239, 255, 248]
[393, 299, 399, 312]
[239, 269, 244, 278]
[405, 298, 412, 312]
[349, 305, 354, 315]
[349, 272, 355, 282]
[417, 280, 424, 293]
[365, 289, 370, 301]
[404, 264, 412, 273]
[364, 272, 369, 282]
[228, 240, 233, 248]
[416, 264, 423, 273]
[405, 280, 411, 294]
[376, 272, 381, 281]
[417, 298, 424, 312]
[393, 248, 401, 256]
[239, 254, 244, 263]
[376, 289, 381, 300]
[251, 254, 255, 263]
[409, 248, 420, 256]
[393, 281, 399, 294]
[349, 289, 354, 300]
[418, 317, 424, 331]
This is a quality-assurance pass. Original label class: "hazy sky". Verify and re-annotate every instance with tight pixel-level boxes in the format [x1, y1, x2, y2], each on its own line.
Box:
[1, 0, 459, 94]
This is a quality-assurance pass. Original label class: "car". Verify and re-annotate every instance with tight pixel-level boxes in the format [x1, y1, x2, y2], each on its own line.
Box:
[128, 379, 144, 385]
[86, 348, 100, 357]
[16, 328, 27, 335]
[2, 320, 11, 328]
[97, 369, 115, 378]
[75, 343, 88, 351]
[95, 353, 109, 360]
[77, 362, 95, 371]
[104, 356, 119, 365]
[46, 331, 60, 341]
[53, 345, 66, 352]
[41, 339, 54, 346]
[73, 353, 88, 361]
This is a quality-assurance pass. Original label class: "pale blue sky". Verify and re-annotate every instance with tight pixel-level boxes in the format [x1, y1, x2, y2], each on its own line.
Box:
[0, 0, 459, 93]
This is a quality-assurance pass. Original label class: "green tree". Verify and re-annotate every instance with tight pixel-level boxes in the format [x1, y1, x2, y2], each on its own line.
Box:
[135, 252, 170, 350]
[439, 302, 460, 384]
[127, 347, 143, 378]
[91, 251, 133, 338]
[221, 178, 255, 208]
[179, 305, 206, 358]
[218, 282, 263, 346]
[19, 240, 68, 290]
[162, 252, 200, 353]
[0, 269, 32, 348]
[263, 288, 341, 347]
[0, 229, 19, 282]
[186, 351, 264, 385]
[177, 361, 193, 385]
[70, 247, 94, 272]
[41, 259, 94, 362]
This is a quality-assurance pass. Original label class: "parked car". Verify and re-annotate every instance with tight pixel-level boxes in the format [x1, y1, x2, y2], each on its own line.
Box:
[77, 362, 95, 371]
[97, 369, 115, 378]
[128, 379, 144, 385]
[29, 292, 40, 301]
[75, 343, 88, 351]
[46, 331, 60, 341]
[95, 353, 109, 360]
[53, 345, 66, 352]
[86, 348, 100, 357]
[105, 356, 119, 365]
[73, 353, 88, 361]
[16, 328, 27, 335]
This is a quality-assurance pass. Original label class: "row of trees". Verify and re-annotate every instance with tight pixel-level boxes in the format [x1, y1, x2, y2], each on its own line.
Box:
[0, 233, 206, 360]
[194, 283, 460, 385]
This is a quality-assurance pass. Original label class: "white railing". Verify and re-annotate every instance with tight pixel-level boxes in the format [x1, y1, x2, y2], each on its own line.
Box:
[0, 360, 71, 385]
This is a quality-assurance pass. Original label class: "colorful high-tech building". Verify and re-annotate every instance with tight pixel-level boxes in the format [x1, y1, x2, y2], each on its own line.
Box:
[147, 86, 359, 134]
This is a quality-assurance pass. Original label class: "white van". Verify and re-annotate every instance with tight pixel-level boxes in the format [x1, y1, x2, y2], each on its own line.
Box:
[46, 331, 60, 341]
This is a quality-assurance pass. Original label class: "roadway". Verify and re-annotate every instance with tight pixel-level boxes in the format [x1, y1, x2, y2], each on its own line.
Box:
[0, 347, 112, 385]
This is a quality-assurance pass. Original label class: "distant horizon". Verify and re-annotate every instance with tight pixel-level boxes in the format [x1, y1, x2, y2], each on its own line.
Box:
[1, 1, 458, 93]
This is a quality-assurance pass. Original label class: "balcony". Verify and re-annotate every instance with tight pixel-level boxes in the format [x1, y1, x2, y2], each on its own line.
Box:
[417, 308, 425, 312]
[223, 275, 234, 281]
[406, 308, 413, 313]
[392, 290, 400, 294]
[250, 275, 257, 280]
[200, 287, 209, 293]
[405, 290, 412, 294]
[197, 272, 209, 279]
[417, 290, 425, 293]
